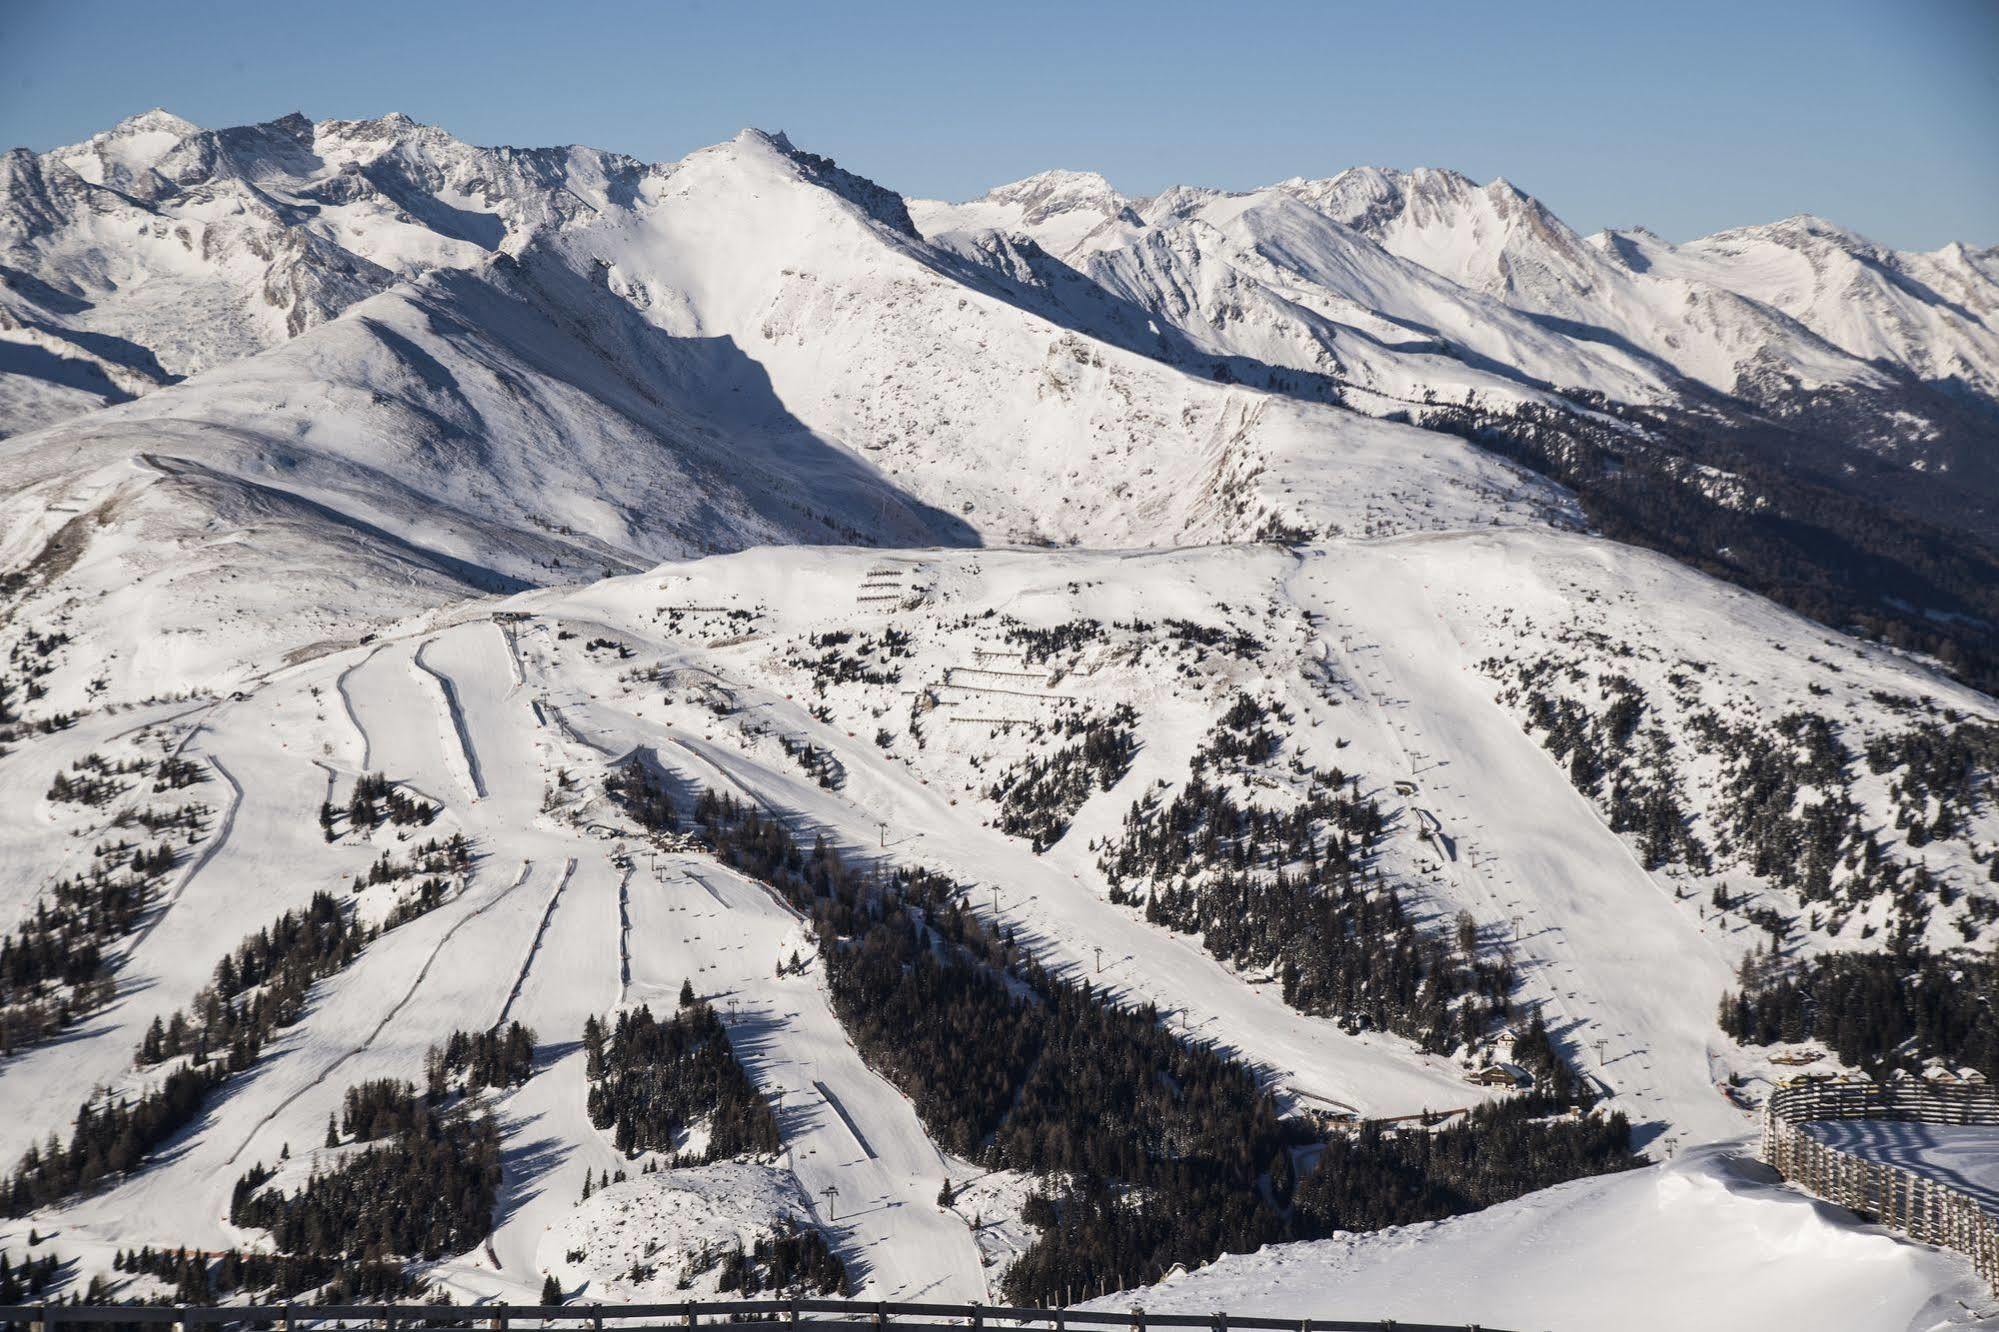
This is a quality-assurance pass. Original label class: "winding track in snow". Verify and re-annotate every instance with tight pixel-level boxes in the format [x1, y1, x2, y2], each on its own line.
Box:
[414, 639, 488, 799]
[125, 753, 243, 956]
[333, 645, 386, 770]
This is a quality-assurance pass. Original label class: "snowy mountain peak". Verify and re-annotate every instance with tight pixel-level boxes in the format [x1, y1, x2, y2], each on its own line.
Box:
[910, 168, 1136, 257]
[985, 169, 1127, 221]
[47, 106, 199, 189]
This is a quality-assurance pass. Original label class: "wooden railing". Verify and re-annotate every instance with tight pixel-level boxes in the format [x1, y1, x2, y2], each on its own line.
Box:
[1762, 1078, 1999, 1288]
[0, 1300, 1518, 1332]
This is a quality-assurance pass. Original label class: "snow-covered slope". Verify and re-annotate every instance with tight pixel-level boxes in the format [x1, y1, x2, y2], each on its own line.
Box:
[2, 125, 1574, 700]
[1608, 217, 1999, 400]
[1089, 1146, 1993, 1332]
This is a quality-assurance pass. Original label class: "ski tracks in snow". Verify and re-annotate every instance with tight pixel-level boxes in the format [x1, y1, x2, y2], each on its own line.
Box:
[494, 858, 576, 1031]
[413, 639, 489, 800]
[221, 859, 536, 1167]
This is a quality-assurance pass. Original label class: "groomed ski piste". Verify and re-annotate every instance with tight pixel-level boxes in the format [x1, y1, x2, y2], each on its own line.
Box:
[4, 524, 1995, 1330]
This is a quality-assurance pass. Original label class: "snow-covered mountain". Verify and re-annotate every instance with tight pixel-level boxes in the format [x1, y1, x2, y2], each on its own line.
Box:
[920, 162, 1999, 409]
[0, 109, 643, 434]
[2, 111, 1998, 1326]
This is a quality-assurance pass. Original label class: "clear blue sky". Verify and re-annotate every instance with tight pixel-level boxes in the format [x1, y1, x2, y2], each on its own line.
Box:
[3, 0, 1994, 249]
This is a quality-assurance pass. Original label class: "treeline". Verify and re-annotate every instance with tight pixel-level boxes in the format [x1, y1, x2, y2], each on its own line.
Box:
[584, 996, 779, 1161]
[1721, 947, 1999, 1079]
[671, 784, 1633, 1305]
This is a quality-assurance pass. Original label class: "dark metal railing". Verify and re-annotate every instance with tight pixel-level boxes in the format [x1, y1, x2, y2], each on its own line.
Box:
[0, 1299, 1516, 1332]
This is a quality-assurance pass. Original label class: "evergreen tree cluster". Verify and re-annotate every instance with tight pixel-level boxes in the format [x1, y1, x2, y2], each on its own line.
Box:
[0, 1245, 65, 1304]
[1147, 866, 1510, 1055]
[1508, 1015, 1596, 1107]
[3, 1063, 223, 1213]
[1290, 1097, 1635, 1234]
[988, 704, 1139, 852]
[1503, 668, 1704, 872]
[1093, 702, 1504, 1053]
[0, 837, 182, 1054]
[584, 997, 779, 1161]
[792, 628, 906, 692]
[1720, 946, 1999, 1079]
[114, 1243, 390, 1303]
[233, 1082, 500, 1268]
[45, 751, 147, 807]
[359, 832, 468, 887]
[425, 1022, 538, 1098]
[151, 755, 207, 791]
[1864, 718, 1999, 856]
[137, 890, 370, 1071]
[607, 760, 678, 833]
[778, 733, 844, 790]
[687, 1220, 847, 1296]
[327, 772, 439, 838]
